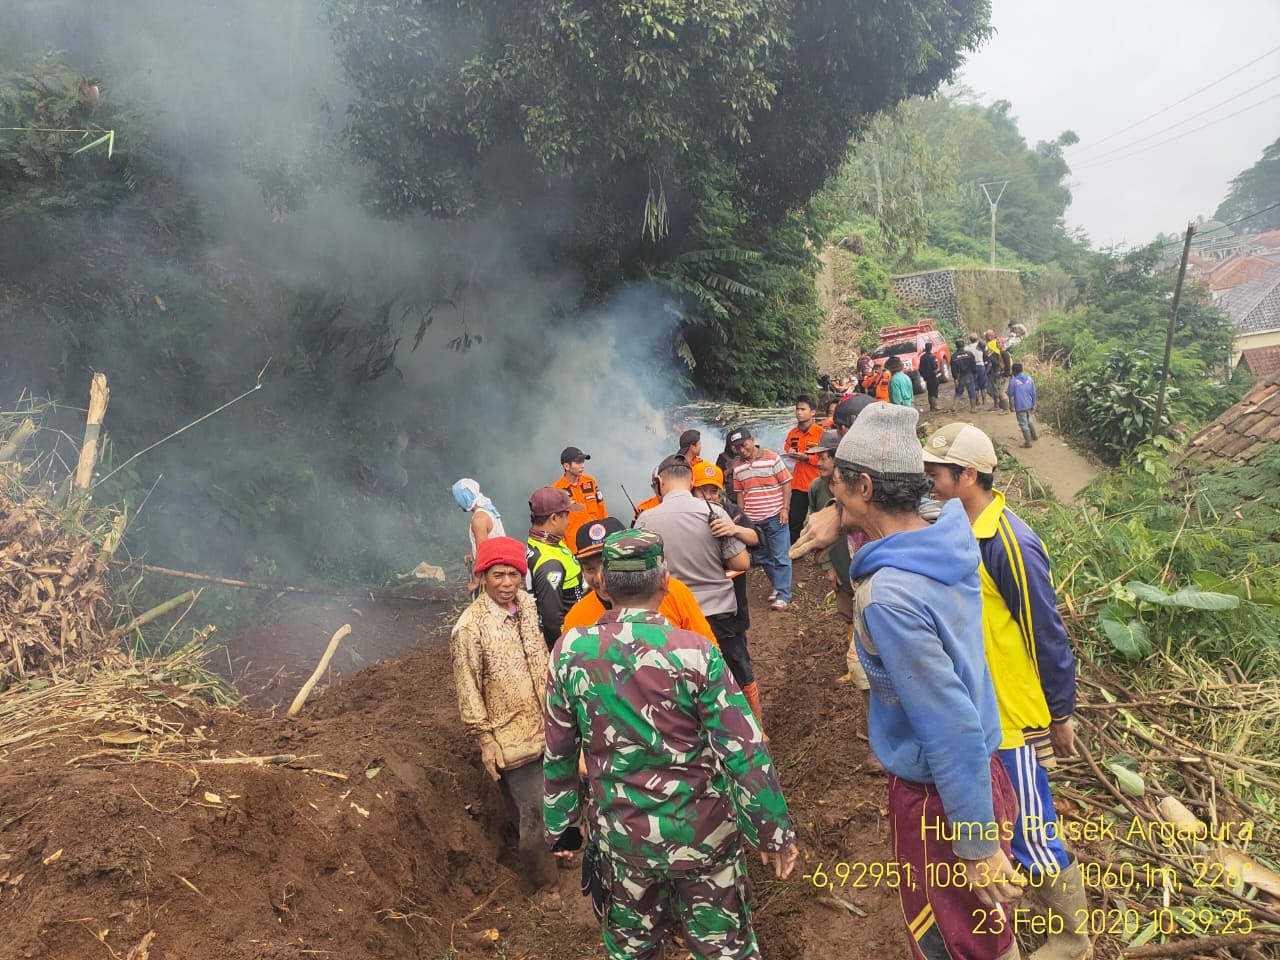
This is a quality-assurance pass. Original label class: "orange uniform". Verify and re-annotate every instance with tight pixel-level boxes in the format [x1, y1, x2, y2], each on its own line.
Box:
[560, 576, 718, 647]
[553, 474, 607, 554]
[632, 494, 662, 524]
[782, 422, 824, 490]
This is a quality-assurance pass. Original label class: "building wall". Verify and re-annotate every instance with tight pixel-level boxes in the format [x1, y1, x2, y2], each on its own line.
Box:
[1232, 328, 1280, 367]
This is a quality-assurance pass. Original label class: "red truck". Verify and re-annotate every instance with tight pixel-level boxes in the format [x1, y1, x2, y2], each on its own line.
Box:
[870, 322, 952, 394]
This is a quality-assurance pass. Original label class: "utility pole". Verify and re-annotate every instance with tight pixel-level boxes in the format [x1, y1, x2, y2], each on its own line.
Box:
[1153, 222, 1196, 439]
[979, 180, 1009, 269]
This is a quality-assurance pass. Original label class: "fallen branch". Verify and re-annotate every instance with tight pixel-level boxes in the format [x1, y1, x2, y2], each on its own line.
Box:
[196, 754, 297, 766]
[287, 624, 352, 718]
[74, 372, 109, 491]
[1122, 933, 1272, 958]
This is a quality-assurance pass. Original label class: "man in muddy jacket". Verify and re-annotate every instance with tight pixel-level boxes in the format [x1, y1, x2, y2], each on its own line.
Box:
[450, 536, 558, 894]
[544, 530, 798, 959]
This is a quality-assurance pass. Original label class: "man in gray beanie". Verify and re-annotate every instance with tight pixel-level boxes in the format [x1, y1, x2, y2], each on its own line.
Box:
[830, 403, 1025, 960]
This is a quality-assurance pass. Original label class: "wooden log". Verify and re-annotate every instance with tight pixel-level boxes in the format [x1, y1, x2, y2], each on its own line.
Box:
[75, 372, 109, 490]
[286, 624, 352, 717]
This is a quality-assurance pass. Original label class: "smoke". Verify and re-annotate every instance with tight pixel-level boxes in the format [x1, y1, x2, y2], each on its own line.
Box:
[1, 0, 709, 585]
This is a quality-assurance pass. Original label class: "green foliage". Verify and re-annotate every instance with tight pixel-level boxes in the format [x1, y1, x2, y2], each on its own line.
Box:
[1020, 451, 1280, 677]
[1023, 243, 1242, 463]
[326, 0, 992, 375]
[0, 53, 142, 223]
[1215, 136, 1280, 230]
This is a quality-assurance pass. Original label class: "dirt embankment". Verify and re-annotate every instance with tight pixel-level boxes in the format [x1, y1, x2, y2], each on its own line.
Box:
[1, 567, 902, 960]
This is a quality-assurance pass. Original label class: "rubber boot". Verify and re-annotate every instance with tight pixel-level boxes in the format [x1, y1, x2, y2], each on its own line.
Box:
[928, 396, 938, 412]
[969, 396, 977, 412]
[1030, 422, 1039, 441]
[742, 680, 767, 740]
[1029, 863, 1094, 959]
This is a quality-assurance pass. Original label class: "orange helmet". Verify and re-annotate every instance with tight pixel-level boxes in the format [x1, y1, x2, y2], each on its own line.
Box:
[692, 462, 724, 490]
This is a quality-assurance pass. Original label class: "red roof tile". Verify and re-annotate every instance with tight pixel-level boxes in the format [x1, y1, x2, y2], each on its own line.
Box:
[1182, 371, 1280, 466]
[1239, 346, 1280, 378]
[1208, 255, 1280, 291]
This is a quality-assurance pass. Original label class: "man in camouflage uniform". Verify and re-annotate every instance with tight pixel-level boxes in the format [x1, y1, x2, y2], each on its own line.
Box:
[544, 530, 798, 959]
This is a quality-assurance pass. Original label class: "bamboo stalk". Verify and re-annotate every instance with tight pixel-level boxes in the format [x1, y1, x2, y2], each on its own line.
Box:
[287, 625, 352, 718]
[128, 562, 438, 601]
[0, 418, 37, 462]
[113, 590, 198, 637]
[74, 373, 109, 490]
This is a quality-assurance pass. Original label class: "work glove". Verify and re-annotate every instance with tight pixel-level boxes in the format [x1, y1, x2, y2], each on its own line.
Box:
[479, 741, 503, 781]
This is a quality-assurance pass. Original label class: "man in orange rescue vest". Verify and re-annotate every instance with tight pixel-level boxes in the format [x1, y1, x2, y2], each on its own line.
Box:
[554, 445, 607, 553]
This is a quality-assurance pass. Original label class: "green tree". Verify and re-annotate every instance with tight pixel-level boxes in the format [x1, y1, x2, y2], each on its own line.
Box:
[325, 0, 992, 344]
[1215, 136, 1280, 229]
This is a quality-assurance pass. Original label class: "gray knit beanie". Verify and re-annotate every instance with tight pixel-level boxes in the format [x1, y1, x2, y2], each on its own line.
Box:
[834, 402, 923, 475]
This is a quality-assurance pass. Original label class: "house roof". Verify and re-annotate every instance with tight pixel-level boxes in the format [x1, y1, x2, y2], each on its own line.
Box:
[1254, 229, 1280, 249]
[1240, 346, 1280, 378]
[1208, 254, 1280, 291]
[1216, 262, 1280, 335]
[1181, 373, 1280, 466]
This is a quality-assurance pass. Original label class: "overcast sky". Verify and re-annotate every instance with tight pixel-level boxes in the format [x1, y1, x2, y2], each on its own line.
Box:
[958, 0, 1280, 249]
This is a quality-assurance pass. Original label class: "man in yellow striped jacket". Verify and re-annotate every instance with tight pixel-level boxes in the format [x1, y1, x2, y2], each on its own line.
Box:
[923, 423, 1092, 960]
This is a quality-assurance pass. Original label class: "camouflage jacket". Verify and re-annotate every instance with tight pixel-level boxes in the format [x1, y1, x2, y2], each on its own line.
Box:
[450, 590, 549, 769]
[543, 609, 794, 870]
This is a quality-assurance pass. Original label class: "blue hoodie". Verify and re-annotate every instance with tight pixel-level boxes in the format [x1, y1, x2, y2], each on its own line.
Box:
[849, 498, 1004, 858]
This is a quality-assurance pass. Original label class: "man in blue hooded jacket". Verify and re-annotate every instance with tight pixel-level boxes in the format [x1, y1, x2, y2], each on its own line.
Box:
[831, 403, 1024, 960]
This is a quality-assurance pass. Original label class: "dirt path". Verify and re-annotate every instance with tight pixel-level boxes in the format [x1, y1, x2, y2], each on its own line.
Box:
[811, 242, 1100, 503]
[917, 397, 1099, 505]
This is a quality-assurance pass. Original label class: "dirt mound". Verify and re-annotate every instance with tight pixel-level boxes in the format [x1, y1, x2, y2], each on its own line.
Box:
[1, 560, 907, 960]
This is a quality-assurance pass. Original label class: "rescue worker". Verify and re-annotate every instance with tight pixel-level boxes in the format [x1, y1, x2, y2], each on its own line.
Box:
[919, 342, 941, 412]
[923, 422, 1089, 960]
[677, 429, 704, 468]
[689, 461, 765, 726]
[561, 516, 718, 646]
[865, 362, 894, 402]
[450, 536, 559, 901]
[526, 486, 585, 649]
[782, 395, 824, 542]
[951, 338, 978, 412]
[554, 446, 607, 553]
[543, 529, 798, 959]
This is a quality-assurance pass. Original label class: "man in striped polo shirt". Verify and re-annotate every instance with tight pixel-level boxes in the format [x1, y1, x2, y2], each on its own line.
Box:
[727, 427, 793, 611]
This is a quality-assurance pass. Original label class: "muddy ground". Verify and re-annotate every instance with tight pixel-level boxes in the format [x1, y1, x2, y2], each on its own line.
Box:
[1, 564, 905, 960]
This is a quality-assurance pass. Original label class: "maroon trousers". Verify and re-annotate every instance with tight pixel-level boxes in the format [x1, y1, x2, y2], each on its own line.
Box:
[889, 755, 1018, 960]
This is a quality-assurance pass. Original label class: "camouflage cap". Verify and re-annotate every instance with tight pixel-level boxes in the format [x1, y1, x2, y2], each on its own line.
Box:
[602, 529, 664, 571]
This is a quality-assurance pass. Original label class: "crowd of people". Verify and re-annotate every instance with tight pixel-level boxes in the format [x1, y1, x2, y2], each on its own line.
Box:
[446, 385, 1084, 960]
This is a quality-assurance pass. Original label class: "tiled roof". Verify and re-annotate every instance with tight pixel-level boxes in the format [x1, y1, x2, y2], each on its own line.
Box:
[1240, 346, 1280, 378]
[1208, 254, 1280, 291]
[1216, 263, 1280, 334]
[1181, 373, 1280, 466]
[1254, 229, 1280, 249]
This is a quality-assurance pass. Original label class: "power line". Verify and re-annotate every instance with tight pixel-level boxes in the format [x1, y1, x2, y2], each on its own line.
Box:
[1072, 71, 1280, 164]
[1072, 43, 1280, 154]
[1159, 200, 1280, 248]
[1073, 91, 1280, 171]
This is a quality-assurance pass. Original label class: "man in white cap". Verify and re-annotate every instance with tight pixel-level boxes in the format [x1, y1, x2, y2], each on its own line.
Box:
[922, 422, 1088, 960]
[829, 403, 1023, 960]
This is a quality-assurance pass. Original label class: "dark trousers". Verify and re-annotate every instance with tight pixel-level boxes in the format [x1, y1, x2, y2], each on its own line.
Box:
[500, 760, 557, 890]
[788, 489, 809, 543]
[708, 612, 754, 688]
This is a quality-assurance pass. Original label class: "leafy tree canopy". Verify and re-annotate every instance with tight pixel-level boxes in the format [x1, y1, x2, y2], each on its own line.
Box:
[326, 0, 991, 297]
[1215, 136, 1280, 230]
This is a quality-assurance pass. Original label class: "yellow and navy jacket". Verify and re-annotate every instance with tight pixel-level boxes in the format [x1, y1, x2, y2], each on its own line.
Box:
[972, 491, 1076, 750]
